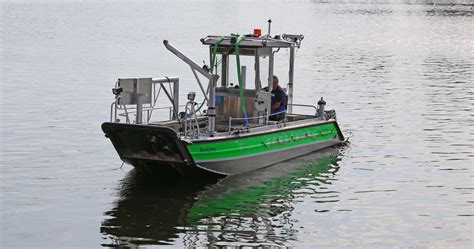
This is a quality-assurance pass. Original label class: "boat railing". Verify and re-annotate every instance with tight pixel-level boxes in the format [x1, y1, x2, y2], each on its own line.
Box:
[226, 103, 324, 133]
[287, 103, 318, 115]
[111, 101, 188, 124]
[289, 102, 336, 120]
[110, 77, 186, 124]
[227, 110, 288, 133]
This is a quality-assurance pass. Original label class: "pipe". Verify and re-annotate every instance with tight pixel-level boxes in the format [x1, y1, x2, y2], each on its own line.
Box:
[288, 46, 295, 113]
[163, 40, 214, 80]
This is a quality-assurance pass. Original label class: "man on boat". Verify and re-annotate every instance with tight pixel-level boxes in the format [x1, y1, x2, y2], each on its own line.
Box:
[270, 75, 287, 121]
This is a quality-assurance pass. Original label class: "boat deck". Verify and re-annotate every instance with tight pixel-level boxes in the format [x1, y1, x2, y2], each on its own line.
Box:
[148, 113, 330, 141]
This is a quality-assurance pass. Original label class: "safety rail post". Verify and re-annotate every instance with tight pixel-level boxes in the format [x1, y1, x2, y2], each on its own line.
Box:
[135, 93, 143, 124]
[110, 102, 115, 122]
[184, 104, 189, 137]
[288, 46, 295, 114]
[208, 76, 217, 135]
[172, 79, 179, 119]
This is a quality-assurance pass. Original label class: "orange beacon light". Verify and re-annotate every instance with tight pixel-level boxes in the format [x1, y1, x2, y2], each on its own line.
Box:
[253, 28, 262, 37]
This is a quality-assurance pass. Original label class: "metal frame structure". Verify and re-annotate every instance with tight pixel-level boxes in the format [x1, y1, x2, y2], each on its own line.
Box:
[101, 30, 346, 178]
[110, 77, 180, 124]
[200, 34, 303, 127]
[163, 40, 220, 136]
[110, 34, 305, 138]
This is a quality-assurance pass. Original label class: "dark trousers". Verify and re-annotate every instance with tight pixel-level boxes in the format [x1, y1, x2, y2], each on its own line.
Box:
[269, 112, 285, 121]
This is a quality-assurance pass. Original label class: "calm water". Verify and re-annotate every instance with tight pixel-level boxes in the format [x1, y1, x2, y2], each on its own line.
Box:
[1, 0, 473, 248]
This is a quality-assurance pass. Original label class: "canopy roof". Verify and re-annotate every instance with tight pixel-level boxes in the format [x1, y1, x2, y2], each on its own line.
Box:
[201, 34, 303, 49]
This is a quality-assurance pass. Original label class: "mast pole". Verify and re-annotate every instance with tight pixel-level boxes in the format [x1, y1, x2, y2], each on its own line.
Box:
[267, 19, 272, 37]
[288, 45, 295, 114]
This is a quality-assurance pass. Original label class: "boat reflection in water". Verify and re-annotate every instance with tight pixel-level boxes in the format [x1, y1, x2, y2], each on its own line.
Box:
[101, 148, 344, 247]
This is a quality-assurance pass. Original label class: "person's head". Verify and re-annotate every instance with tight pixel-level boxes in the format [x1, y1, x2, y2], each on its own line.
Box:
[272, 75, 279, 90]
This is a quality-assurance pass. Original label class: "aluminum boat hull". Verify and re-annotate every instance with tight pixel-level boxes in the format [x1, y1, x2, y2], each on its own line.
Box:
[102, 120, 344, 177]
[196, 139, 340, 175]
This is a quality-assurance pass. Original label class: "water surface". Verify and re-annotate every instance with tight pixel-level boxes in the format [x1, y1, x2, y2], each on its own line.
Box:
[1, 0, 473, 248]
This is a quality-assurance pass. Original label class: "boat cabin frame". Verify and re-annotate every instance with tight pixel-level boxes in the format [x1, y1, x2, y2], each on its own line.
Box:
[110, 33, 312, 139]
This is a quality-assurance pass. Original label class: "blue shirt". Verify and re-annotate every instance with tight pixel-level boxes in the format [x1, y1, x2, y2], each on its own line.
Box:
[271, 86, 286, 114]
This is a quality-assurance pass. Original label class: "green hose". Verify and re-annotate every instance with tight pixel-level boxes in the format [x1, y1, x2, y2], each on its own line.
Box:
[234, 35, 250, 125]
[193, 34, 250, 126]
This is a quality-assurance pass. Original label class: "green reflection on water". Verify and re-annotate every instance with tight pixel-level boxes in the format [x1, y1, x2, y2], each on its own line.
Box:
[186, 151, 341, 224]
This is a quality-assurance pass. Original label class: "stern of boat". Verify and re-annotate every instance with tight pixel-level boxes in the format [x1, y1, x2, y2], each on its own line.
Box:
[101, 122, 224, 178]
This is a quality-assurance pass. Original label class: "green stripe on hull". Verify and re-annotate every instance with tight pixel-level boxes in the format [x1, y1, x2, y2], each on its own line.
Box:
[187, 122, 340, 161]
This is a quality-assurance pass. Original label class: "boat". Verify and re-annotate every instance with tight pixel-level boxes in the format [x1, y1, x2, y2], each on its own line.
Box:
[101, 22, 346, 178]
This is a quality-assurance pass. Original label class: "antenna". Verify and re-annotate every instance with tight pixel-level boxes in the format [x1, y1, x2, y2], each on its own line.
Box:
[267, 19, 272, 37]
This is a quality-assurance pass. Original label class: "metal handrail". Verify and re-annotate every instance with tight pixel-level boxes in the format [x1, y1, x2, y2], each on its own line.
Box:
[118, 105, 179, 114]
[111, 94, 205, 125]
[287, 103, 318, 114]
[228, 110, 286, 121]
[228, 110, 287, 133]
[183, 100, 201, 139]
[110, 76, 181, 124]
[116, 105, 185, 124]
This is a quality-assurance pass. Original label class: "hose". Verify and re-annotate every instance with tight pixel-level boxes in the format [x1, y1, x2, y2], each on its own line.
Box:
[234, 35, 250, 125]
